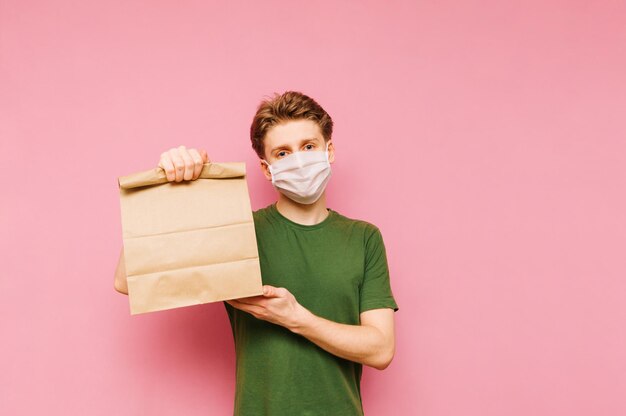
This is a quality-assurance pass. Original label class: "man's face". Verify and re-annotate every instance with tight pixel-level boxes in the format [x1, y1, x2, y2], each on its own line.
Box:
[260, 119, 335, 181]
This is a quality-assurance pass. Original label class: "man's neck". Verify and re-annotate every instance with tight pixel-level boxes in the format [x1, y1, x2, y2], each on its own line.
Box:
[275, 193, 329, 226]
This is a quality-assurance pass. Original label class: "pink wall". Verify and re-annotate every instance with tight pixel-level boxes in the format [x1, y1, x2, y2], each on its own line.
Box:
[1, 1, 625, 415]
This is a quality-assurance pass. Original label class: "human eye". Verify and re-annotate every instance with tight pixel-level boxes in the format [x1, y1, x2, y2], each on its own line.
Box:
[303, 143, 315, 150]
[277, 150, 288, 158]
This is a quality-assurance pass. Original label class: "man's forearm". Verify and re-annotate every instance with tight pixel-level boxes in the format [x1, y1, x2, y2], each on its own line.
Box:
[114, 246, 129, 295]
[288, 305, 391, 370]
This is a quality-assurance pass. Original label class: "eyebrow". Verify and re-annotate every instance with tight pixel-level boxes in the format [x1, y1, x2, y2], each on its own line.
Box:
[270, 138, 319, 153]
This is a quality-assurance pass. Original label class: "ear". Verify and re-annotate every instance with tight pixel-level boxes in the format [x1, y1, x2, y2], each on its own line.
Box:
[328, 140, 335, 164]
[259, 159, 272, 181]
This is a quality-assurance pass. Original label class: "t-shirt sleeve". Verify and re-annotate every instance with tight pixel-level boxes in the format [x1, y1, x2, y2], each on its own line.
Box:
[359, 226, 399, 313]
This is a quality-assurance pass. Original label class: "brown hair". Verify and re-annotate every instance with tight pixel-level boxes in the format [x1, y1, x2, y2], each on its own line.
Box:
[250, 91, 334, 159]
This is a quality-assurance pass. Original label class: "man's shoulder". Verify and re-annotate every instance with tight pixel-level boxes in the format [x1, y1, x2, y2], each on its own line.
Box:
[329, 209, 383, 242]
[252, 204, 273, 223]
[332, 209, 379, 229]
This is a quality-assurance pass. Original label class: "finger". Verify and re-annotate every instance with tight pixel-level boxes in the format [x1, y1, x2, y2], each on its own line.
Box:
[178, 145, 195, 181]
[199, 149, 209, 163]
[228, 299, 266, 317]
[235, 294, 265, 302]
[262, 285, 284, 298]
[188, 148, 204, 180]
[262, 285, 273, 296]
[168, 147, 186, 182]
[235, 296, 268, 307]
[159, 152, 176, 182]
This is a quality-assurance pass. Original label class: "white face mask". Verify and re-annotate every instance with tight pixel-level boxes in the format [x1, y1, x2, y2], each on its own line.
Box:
[261, 141, 332, 204]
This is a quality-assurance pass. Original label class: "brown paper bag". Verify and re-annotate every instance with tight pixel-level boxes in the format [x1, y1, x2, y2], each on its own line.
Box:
[117, 162, 264, 315]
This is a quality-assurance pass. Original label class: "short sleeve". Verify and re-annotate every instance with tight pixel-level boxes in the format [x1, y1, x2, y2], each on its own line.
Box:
[359, 226, 399, 313]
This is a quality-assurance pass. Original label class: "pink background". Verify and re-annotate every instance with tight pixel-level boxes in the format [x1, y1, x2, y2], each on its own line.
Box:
[1, 1, 625, 415]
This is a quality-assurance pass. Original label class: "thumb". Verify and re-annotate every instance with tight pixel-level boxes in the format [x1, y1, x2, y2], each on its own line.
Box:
[262, 285, 277, 297]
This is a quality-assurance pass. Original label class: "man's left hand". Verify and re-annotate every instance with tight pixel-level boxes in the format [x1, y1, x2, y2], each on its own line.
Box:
[225, 285, 309, 330]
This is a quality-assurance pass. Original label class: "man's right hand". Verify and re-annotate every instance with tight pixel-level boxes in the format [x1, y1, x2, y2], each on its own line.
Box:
[116, 145, 209, 295]
[158, 145, 209, 182]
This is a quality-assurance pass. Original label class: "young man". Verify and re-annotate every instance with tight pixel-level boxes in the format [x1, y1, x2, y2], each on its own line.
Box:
[114, 91, 399, 415]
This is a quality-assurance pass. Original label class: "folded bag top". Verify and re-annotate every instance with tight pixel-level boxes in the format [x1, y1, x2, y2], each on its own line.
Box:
[118, 162, 246, 189]
[117, 162, 263, 315]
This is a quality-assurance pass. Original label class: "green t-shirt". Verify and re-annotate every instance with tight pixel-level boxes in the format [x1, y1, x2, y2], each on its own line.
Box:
[223, 202, 399, 416]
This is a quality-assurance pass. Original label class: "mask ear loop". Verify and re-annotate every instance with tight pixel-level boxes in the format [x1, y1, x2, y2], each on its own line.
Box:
[261, 159, 275, 184]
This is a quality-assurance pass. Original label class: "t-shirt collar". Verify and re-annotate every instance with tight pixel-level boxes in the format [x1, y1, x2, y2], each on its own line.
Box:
[268, 202, 336, 231]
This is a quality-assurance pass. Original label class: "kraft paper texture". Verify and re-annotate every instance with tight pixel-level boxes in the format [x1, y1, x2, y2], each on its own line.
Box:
[118, 162, 264, 315]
